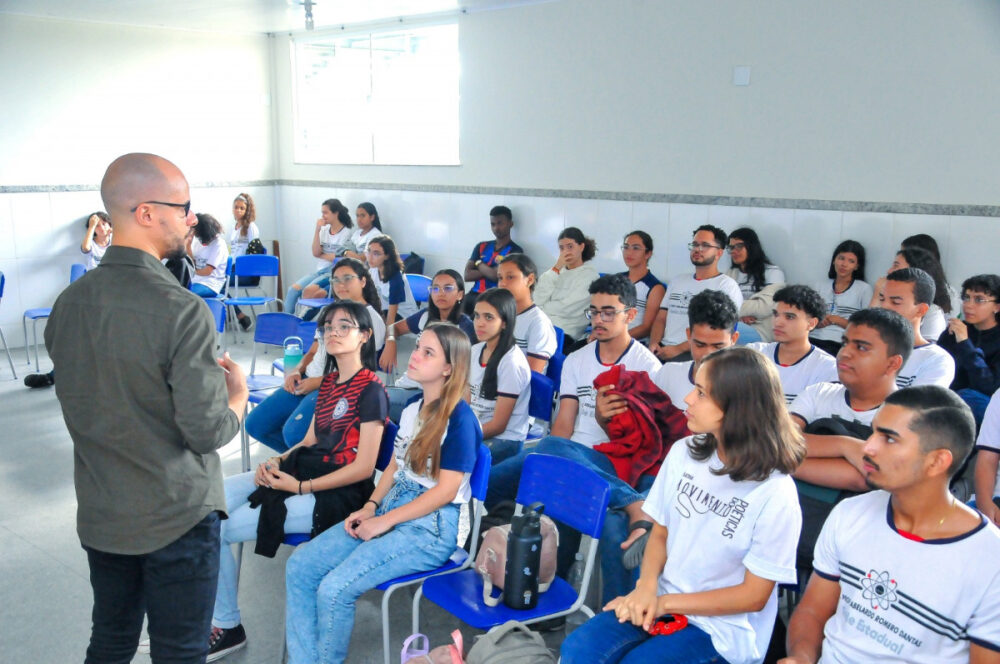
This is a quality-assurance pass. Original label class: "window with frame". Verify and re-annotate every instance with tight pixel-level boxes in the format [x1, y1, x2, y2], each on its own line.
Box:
[292, 23, 459, 166]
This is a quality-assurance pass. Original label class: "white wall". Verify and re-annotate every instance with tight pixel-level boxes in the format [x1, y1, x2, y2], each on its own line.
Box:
[272, 0, 1000, 206]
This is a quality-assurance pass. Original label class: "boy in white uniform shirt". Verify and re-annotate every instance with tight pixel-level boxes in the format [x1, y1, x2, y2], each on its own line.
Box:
[748, 285, 838, 404]
[782, 386, 1000, 664]
[874, 267, 955, 389]
[973, 389, 1000, 527]
[649, 225, 743, 363]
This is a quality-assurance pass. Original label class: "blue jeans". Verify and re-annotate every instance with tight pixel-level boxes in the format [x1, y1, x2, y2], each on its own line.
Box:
[213, 472, 316, 629]
[958, 388, 991, 428]
[599, 474, 656, 605]
[83, 511, 221, 664]
[285, 472, 459, 664]
[485, 437, 524, 465]
[286, 267, 331, 312]
[561, 610, 723, 664]
[245, 388, 318, 453]
[190, 282, 219, 298]
[485, 436, 643, 511]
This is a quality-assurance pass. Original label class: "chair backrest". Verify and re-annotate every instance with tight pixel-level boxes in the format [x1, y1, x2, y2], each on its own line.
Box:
[552, 326, 566, 353]
[516, 454, 610, 539]
[0, 270, 5, 298]
[251, 313, 305, 374]
[545, 351, 565, 394]
[528, 371, 555, 423]
[217, 256, 234, 298]
[234, 254, 280, 278]
[469, 443, 492, 501]
[376, 420, 399, 471]
[297, 320, 318, 344]
[204, 298, 226, 334]
[406, 273, 432, 304]
[70, 263, 86, 283]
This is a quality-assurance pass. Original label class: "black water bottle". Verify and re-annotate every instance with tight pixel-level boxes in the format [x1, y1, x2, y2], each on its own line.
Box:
[503, 502, 544, 610]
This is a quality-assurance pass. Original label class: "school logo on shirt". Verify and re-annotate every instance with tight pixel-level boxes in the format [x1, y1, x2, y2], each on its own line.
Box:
[332, 397, 349, 420]
[861, 570, 899, 610]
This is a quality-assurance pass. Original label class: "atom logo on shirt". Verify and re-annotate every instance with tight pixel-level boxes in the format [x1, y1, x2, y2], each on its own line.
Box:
[861, 570, 899, 610]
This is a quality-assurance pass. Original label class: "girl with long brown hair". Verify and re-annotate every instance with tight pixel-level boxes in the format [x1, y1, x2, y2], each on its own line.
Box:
[563, 346, 806, 664]
[285, 322, 481, 664]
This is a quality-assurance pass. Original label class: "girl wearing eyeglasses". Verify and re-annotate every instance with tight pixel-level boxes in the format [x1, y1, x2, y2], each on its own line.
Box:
[468, 288, 532, 464]
[619, 231, 666, 343]
[286, 322, 481, 664]
[366, 235, 418, 326]
[497, 253, 559, 373]
[206, 302, 388, 661]
[342, 202, 384, 263]
[244, 258, 385, 454]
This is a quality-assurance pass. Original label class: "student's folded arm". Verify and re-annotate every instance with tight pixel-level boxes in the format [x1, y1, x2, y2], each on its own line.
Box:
[784, 573, 841, 664]
[793, 458, 868, 492]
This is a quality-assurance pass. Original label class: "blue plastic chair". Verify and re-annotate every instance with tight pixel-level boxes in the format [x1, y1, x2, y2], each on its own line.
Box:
[22, 263, 86, 371]
[552, 325, 566, 354]
[295, 297, 335, 317]
[400, 253, 425, 274]
[0, 271, 17, 379]
[224, 255, 281, 336]
[405, 274, 432, 306]
[204, 298, 226, 350]
[414, 454, 610, 631]
[545, 351, 566, 395]
[526, 371, 555, 443]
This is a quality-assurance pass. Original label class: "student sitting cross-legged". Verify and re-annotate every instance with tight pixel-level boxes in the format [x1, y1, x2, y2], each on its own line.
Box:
[285, 323, 481, 664]
[562, 347, 806, 664]
[207, 301, 387, 661]
[746, 284, 838, 404]
[781, 386, 1000, 664]
[467, 288, 532, 464]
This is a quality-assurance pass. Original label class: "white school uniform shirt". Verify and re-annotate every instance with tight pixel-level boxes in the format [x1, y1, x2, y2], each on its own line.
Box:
[622, 271, 665, 335]
[190, 235, 229, 293]
[305, 305, 386, 378]
[315, 225, 354, 270]
[726, 264, 786, 300]
[514, 305, 558, 362]
[974, 390, 1000, 498]
[747, 342, 838, 404]
[810, 279, 873, 343]
[920, 304, 947, 342]
[82, 239, 110, 271]
[393, 399, 481, 503]
[812, 491, 1000, 664]
[659, 272, 744, 346]
[558, 339, 661, 447]
[652, 360, 695, 409]
[350, 227, 383, 255]
[895, 343, 955, 389]
[643, 439, 801, 664]
[368, 267, 419, 319]
[228, 223, 260, 258]
[468, 343, 532, 441]
[790, 381, 890, 429]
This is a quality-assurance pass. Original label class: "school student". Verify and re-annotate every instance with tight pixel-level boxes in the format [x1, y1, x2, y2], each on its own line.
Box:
[187, 213, 230, 298]
[227, 192, 261, 331]
[467, 288, 532, 464]
[342, 202, 384, 262]
[562, 347, 806, 664]
[534, 227, 601, 344]
[285, 199, 355, 312]
[496, 253, 558, 372]
[619, 231, 666, 342]
[809, 240, 872, 356]
[80, 211, 112, 270]
[284, 323, 481, 664]
[207, 302, 387, 661]
[366, 235, 418, 325]
[725, 227, 786, 342]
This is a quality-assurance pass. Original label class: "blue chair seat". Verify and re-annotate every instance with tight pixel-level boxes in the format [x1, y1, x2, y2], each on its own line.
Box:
[246, 375, 283, 392]
[421, 570, 580, 630]
[297, 297, 335, 309]
[24, 307, 52, 319]
[272, 359, 285, 374]
[283, 532, 311, 547]
[375, 549, 468, 590]
[225, 296, 272, 307]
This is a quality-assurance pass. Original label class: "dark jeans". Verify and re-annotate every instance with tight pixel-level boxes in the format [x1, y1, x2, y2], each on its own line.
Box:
[83, 511, 221, 664]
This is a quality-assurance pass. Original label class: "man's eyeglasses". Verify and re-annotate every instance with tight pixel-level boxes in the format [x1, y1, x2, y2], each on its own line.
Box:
[961, 294, 998, 305]
[687, 242, 721, 252]
[322, 322, 360, 336]
[727, 242, 746, 253]
[430, 285, 458, 294]
[585, 307, 628, 322]
[331, 275, 359, 285]
[130, 200, 191, 216]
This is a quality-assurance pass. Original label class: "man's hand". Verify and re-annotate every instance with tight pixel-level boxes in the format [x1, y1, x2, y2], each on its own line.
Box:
[595, 384, 628, 424]
[654, 343, 682, 361]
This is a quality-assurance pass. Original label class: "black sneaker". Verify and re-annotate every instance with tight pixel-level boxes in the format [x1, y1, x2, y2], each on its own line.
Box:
[24, 372, 55, 388]
[207, 624, 246, 662]
[238, 316, 254, 332]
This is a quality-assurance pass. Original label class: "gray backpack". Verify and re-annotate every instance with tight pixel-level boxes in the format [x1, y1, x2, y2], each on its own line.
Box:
[465, 621, 556, 664]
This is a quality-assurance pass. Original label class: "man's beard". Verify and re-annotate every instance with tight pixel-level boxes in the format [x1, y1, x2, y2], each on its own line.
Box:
[691, 255, 714, 267]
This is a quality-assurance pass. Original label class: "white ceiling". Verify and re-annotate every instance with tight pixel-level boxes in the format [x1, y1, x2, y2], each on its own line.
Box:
[0, 0, 533, 34]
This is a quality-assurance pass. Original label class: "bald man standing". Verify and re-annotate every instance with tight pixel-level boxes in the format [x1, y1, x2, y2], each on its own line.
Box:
[45, 153, 248, 664]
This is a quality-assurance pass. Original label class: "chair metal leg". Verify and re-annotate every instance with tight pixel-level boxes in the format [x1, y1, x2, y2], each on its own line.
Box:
[411, 584, 423, 635]
[32, 319, 41, 370]
[381, 585, 398, 664]
[0, 327, 16, 379]
[240, 403, 251, 472]
[22, 316, 29, 364]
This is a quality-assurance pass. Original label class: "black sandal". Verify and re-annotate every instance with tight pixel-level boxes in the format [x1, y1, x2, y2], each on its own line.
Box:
[622, 520, 654, 570]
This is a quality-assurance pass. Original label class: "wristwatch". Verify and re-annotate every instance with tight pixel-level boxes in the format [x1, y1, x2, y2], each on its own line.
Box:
[475, 259, 483, 268]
